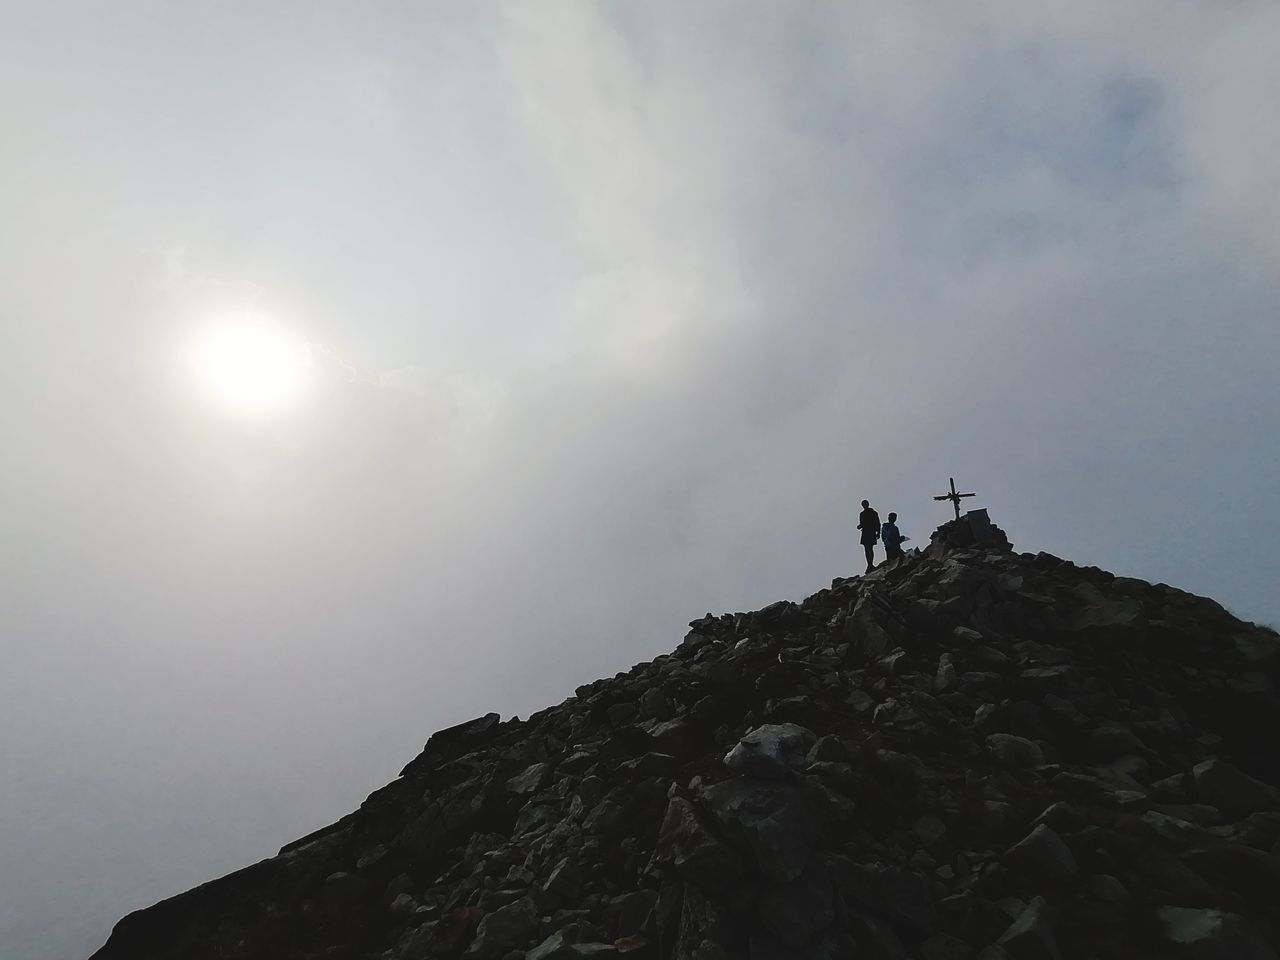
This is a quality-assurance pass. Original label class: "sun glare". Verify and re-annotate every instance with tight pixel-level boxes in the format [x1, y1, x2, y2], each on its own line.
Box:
[191, 324, 309, 414]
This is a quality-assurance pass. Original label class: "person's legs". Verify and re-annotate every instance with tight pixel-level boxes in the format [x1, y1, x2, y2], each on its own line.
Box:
[863, 542, 875, 571]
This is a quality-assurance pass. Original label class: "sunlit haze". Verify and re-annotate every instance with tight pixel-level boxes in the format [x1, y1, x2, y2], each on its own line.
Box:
[189, 322, 310, 415]
[2, 4, 1278, 959]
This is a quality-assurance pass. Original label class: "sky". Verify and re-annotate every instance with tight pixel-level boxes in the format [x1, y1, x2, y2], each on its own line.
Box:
[2, 2, 1278, 957]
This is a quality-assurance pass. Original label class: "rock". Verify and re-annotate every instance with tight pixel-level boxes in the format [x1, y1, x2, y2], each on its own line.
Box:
[1031, 802, 1084, 834]
[1153, 802, 1216, 824]
[606, 702, 637, 727]
[670, 883, 739, 958]
[527, 929, 576, 960]
[526, 928, 623, 960]
[1144, 811, 1221, 853]
[652, 796, 745, 896]
[974, 703, 1004, 736]
[1155, 906, 1278, 960]
[986, 734, 1045, 769]
[508, 763, 554, 795]
[465, 897, 539, 959]
[936, 654, 958, 692]
[1089, 722, 1146, 759]
[701, 780, 818, 882]
[1066, 590, 1146, 639]
[1089, 874, 1130, 902]
[846, 689, 876, 713]
[1003, 825, 1077, 886]
[426, 712, 502, 750]
[806, 735, 847, 765]
[912, 814, 948, 846]
[1049, 771, 1111, 802]
[849, 597, 897, 658]
[995, 896, 1061, 960]
[971, 645, 1011, 667]
[1181, 842, 1280, 890]
[1017, 667, 1075, 697]
[1133, 846, 1215, 902]
[757, 865, 834, 947]
[835, 860, 935, 935]
[543, 858, 585, 900]
[1219, 810, 1280, 850]
[1192, 759, 1276, 819]
[321, 872, 370, 916]
[619, 752, 677, 777]
[435, 907, 487, 955]
[920, 934, 976, 960]
[747, 935, 790, 960]
[583, 799, 626, 834]
[1152, 773, 1191, 801]
[395, 924, 438, 960]
[613, 889, 657, 938]
[849, 908, 911, 960]
[389, 893, 420, 917]
[638, 688, 672, 721]
[724, 724, 816, 780]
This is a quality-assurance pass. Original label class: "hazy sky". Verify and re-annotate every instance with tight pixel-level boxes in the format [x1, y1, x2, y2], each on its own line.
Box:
[3, 3, 1278, 957]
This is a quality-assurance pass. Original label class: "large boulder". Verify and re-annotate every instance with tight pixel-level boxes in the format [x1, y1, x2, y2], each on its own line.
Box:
[700, 780, 819, 883]
[724, 724, 817, 780]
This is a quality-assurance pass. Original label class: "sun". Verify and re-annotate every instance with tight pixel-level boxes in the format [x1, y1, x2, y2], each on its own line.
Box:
[190, 323, 310, 414]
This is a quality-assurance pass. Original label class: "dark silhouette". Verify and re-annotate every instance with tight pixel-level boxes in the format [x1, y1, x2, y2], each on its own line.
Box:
[857, 499, 880, 572]
[87, 523, 1280, 960]
[933, 476, 976, 520]
[881, 511, 908, 561]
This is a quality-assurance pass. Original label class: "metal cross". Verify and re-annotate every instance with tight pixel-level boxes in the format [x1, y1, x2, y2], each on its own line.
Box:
[933, 476, 976, 520]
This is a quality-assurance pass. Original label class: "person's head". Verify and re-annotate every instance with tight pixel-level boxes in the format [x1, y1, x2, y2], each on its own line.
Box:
[888, 512, 897, 522]
[861, 500, 869, 508]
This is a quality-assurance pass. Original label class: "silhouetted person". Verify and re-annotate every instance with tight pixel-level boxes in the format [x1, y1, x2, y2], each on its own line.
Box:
[857, 499, 880, 573]
[881, 512, 908, 562]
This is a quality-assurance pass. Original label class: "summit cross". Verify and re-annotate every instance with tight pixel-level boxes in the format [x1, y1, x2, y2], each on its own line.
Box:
[933, 476, 976, 521]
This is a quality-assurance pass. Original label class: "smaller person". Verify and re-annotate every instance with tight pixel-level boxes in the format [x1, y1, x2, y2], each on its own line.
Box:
[881, 512, 909, 562]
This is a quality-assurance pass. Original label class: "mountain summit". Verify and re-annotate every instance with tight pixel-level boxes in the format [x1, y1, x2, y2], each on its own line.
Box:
[91, 519, 1280, 960]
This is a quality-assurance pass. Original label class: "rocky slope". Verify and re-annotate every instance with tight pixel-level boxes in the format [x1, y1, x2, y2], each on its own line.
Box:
[91, 519, 1280, 960]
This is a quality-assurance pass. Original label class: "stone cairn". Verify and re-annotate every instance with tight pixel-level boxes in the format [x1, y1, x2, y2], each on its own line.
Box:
[92, 520, 1280, 960]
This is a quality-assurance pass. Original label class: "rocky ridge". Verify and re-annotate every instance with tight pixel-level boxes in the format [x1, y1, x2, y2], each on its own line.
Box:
[91, 519, 1280, 960]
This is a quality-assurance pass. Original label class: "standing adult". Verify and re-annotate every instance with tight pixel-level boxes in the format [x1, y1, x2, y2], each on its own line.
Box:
[857, 499, 881, 573]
